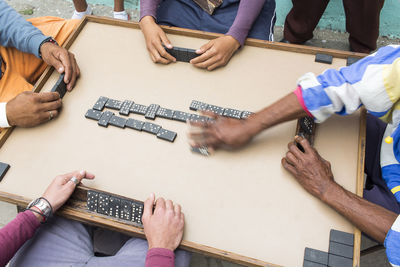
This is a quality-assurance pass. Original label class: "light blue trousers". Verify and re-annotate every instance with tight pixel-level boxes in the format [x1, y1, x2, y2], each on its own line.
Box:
[10, 216, 191, 267]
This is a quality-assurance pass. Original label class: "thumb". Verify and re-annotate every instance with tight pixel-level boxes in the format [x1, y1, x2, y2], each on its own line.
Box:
[160, 32, 172, 49]
[48, 51, 65, 74]
[143, 193, 155, 220]
[197, 40, 213, 54]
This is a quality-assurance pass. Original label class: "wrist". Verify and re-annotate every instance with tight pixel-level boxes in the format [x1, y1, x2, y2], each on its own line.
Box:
[320, 180, 342, 204]
[148, 242, 175, 251]
[140, 16, 156, 25]
[39, 37, 58, 59]
[27, 197, 53, 222]
[225, 35, 240, 51]
[244, 114, 266, 136]
[5, 102, 15, 127]
[29, 206, 46, 223]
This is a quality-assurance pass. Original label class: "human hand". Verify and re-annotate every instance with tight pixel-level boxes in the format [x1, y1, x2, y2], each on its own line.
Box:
[139, 16, 176, 64]
[187, 111, 260, 150]
[142, 193, 185, 251]
[40, 42, 80, 91]
[191, 35, 240, 71]
[281, 135, 335, 200]
[6, 91, 62, 127]
[42, 170, 95, 212]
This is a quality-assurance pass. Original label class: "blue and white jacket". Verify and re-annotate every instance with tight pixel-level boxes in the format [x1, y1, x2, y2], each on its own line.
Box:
[295, 45, 400, 266]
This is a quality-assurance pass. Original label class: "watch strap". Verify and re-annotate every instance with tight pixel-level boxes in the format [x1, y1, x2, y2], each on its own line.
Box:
[26, 208, 46, 223]
[27, 197, 53, 222]
[38, 37, 59, 59]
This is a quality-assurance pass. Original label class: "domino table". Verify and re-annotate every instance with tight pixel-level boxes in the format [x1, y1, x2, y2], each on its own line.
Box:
[0, 16, 366, 267]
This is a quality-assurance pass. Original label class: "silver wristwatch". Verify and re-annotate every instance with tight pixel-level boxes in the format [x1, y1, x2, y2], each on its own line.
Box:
[27, 197, 53, 221]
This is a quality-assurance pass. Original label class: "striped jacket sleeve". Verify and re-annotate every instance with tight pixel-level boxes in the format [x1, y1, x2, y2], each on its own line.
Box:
[295, 45, 400, 123]
[385, 215, 400, 266]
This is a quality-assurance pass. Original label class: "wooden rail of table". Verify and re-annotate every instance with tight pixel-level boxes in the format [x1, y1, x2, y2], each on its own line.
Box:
[0, 186, 279, 267]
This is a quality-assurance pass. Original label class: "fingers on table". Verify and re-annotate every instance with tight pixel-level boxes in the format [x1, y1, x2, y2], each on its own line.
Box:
[191, 50, 215, 68]
[35, 92, 62, 122]
[67, 53, 79, 90]
[150, 39, 175, 64]
[294, 135, 312, 153]
[281, 158, 298, 175]
[155, 197, 166, 211]
[143, 193, 156, 219]
[37, 92, 60, 103]
[60, 170, 94, 185]
[57, 51, 73, 83]
[41, 99, 62, 111]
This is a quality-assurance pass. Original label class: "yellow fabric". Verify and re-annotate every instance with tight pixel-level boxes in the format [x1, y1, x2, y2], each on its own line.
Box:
[383, 58, 400, 104]
[380, 58, 400, 123]
[391, 185, 400, 195]
[0, 17, 79, 103]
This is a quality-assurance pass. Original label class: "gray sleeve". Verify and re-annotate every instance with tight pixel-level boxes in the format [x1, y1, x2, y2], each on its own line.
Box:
[0, 0, 48, 58]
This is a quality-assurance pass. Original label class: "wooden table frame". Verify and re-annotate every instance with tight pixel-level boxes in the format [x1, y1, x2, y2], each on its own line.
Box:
[0, 16, 366, 267]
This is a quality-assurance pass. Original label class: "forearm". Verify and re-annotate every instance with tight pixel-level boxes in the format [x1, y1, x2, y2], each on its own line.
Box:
[226, 0, 266, 46]
[247, 93, 307, 136]
[140, 0, 161, 21]
[0, 210, 40, 266]
[0, 0, 47, 58]
[322, 182, 397, 243]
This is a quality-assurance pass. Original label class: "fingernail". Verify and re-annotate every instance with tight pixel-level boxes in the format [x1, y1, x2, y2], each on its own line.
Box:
[196, 49, 201, 53]
[150, 192, 155, 198]
[80, 170, 85, 175]
[58, 67, 64, 73]
[167, 44, 172, 49]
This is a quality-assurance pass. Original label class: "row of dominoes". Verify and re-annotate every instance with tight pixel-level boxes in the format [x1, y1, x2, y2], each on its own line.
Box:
[303, 229, 354, 267]
[92, 96, 212, 123]
[87, 190, 144, 226]
[189, 100, 253, 120]
[85, 109, 177, 142]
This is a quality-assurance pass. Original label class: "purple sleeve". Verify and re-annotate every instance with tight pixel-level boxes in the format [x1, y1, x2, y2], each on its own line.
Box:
[145, 248, 175, 267]
[226, 0, 266, 46]
[140, 0, 162, 21]
[0, 210, 40, 266]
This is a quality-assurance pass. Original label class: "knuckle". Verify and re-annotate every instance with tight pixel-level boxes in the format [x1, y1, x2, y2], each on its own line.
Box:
[32, 106, 41, 114]
[35, 114, 42, 122]
[160, 50, 167, 57]
[141, 214, 149, 221]
[32, 94, 40, 101]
